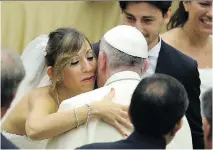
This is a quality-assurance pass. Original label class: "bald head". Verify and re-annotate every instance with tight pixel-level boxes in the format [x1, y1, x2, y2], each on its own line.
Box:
[129, 74, 189, 138]
[1, 48, 25, 108]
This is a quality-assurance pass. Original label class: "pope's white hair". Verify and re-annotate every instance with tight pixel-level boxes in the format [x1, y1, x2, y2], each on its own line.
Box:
[100, 37, 146, 72]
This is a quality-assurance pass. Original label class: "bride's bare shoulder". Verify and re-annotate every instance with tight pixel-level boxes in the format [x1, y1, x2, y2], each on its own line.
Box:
[28, 86, 54, 104]
[29, 86, 49, 96]
[161, 28, 181, 43]
[27, 86, 57, 111]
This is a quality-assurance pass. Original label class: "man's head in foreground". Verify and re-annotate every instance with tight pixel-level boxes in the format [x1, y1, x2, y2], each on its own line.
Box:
[130, 74, 189, 144]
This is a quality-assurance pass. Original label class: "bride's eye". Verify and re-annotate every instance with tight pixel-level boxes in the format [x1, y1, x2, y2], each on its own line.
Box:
[70, 58, 79, 66]
[87, 53, 94, 61]
[87, 57, 94, 61]
[199, 2, 210, 7]
[70, 61, 79, 65]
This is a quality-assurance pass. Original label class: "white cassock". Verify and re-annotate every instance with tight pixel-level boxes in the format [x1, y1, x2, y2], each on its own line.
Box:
[46, 71, 192, 149]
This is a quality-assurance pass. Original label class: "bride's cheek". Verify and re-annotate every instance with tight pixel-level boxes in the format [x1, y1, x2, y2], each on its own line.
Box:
[62, 70, 72, 87]
[93, 60, 98, 72]
[63, 68, 78, 87]
[63, 77, 68, 87]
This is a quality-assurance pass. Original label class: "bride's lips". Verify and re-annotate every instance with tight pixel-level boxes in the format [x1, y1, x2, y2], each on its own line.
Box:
[81, 76, 95, 82]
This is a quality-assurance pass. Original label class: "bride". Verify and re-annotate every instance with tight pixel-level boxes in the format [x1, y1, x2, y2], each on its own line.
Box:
[1, 28, 131, 149]
[161, 1, 212, 98]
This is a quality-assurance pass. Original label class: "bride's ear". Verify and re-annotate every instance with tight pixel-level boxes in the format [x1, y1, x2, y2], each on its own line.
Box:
[47, 66, 54, 80]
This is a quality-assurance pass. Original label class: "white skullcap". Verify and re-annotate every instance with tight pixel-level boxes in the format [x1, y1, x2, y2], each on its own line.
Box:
[104, 25, 148, 58]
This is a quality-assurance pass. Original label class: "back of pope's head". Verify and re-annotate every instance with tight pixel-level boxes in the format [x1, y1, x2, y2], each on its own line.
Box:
[97, 25, 149, 87]
[101, 25, 148, 59]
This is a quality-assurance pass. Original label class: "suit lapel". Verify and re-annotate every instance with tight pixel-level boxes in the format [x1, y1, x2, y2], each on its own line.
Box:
[155, 40, 169, 74]
[155, 40, 178, 79]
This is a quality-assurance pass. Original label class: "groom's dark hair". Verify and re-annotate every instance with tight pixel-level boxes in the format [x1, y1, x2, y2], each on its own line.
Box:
[119, 1, 172, 16]
[129, 74, 189, 137]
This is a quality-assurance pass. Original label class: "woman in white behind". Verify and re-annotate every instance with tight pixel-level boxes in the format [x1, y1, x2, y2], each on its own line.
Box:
[162, 1, 212, 98]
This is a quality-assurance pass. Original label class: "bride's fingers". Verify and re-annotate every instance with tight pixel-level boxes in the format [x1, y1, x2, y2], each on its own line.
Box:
[113, 121, 126, 136]
[121, 105, 128, 111]
[119, 110, 129, 119]
[116, 115, 133, 130]
[103, 88, 115, 100]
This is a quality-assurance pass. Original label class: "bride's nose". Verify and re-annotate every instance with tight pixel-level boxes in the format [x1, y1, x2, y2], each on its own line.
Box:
[81, 59, 93, 73]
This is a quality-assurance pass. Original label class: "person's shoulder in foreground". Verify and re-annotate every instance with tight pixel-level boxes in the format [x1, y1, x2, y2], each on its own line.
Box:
[77, 131, 166, 149]
[1, 133, 18, 149]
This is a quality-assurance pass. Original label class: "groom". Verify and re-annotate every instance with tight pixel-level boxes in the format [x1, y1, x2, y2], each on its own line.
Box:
[46, 25, 192, 149]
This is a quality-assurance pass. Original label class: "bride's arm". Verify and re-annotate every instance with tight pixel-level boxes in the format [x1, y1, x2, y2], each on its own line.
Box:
[25, 93, 90, 140]
[25, 89, 132, 140]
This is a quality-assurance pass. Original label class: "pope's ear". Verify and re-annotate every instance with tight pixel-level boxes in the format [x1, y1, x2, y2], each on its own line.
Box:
[98, 51, 107, 73]
[143, 58, 149, 73]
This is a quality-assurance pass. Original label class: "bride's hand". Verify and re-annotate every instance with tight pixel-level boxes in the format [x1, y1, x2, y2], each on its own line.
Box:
[91, 88, 133, 136]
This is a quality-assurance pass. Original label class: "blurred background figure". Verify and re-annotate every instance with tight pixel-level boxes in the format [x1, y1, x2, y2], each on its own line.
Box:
[162, 1, 212, 98]
[1, 48, 25, 149]
[201, 88, 212, 149]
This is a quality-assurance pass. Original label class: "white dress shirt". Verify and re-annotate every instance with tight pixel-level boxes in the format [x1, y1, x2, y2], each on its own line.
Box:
[143, 38, 161, 78]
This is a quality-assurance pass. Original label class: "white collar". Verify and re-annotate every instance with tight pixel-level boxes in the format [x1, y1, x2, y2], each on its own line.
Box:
[104, 71, 141, 86]
[148, 37, 161, 57]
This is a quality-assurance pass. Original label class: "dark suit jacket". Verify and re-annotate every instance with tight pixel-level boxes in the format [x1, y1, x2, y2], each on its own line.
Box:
[78, 131, 166, 149]
[1, 134, 18, 149]
[92, 40, 204, 149]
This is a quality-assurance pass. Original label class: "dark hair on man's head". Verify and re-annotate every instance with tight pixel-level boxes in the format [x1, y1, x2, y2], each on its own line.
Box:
[119, 1, 172, 16]
[129, 74, 189, 137]
[167, 1, 188, 30]
[202, 88, 212, 139]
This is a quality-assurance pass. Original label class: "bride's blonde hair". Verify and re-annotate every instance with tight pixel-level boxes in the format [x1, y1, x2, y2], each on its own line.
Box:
[44, 28, 95, 91]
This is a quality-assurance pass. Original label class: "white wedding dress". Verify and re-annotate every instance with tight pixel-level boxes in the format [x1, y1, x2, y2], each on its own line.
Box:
[1, 35, 50, 149]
